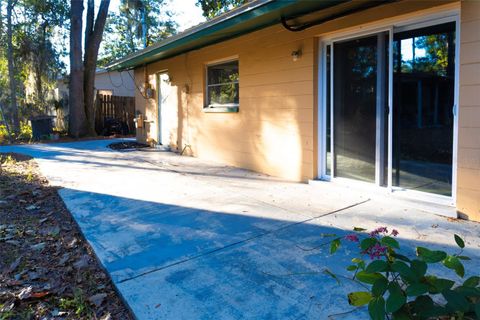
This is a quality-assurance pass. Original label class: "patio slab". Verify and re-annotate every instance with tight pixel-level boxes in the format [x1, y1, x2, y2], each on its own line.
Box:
[2, 139, 479, 319]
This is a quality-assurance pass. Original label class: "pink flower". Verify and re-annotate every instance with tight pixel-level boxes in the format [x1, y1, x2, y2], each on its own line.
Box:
[363, 243, 388, 260]
[369, 227, 388, 237]
[344, 234, 359, 242]
[391, 229, 399, 237]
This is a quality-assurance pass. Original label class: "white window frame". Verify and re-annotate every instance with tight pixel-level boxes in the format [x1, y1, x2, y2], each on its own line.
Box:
[317, 8, 460, 206]
[205, 58, 239, 109]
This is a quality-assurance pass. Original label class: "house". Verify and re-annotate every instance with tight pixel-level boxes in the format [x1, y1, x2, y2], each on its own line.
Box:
[107, 0, 480, 222]
[54, 69, 135, 130]
[55, 69, 135, 100]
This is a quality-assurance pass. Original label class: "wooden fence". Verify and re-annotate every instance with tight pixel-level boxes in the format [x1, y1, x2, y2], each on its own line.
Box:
[95, 94, 135, 135]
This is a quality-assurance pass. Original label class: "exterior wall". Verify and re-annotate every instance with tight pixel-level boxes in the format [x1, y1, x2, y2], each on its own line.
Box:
[135, 1, 475, 203]
[457, 0, 480, 221]
[94, 71, 135, 97]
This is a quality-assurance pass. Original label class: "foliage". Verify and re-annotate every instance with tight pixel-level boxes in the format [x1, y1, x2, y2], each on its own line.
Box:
[98, 0, 177, 66]
[59, 289, 92, 316]
[0, 125, 9, 143]
[0, 0, 69, 133]
[196, 0, 249, 19]
[0, 121, 32, 142]
[395, 32, 455, 77]
[329, 227, 480, 320]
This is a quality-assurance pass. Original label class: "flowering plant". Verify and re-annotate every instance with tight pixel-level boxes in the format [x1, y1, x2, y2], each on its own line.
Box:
[329, 227, 480, 320]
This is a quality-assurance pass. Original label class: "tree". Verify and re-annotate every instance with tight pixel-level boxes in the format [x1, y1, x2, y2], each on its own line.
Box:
[68, 0, 87, 137]
[196, 0, 248, 19]
[98, 0, 176, 66]
[0, 0, 69, 139]
[19, 0, 69, 112]
[68, 0, 110, 137]
[6, 0, 19, 134]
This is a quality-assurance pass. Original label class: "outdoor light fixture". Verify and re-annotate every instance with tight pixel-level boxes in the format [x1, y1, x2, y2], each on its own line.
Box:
[144, 83, 155, 99]
[291, 50, 302, 61]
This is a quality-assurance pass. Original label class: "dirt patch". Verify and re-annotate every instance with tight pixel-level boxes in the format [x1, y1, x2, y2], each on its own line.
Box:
[0, 153, 133, 319]
[107, 141, 149, 151]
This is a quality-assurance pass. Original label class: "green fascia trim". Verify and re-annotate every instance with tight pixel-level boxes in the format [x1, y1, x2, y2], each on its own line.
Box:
[203, 106, 239, 113]
[108, 0, 349, 71]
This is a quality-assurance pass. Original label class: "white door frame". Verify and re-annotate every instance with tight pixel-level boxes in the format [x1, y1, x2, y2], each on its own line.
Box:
[156, 71, 168, 146]
[317, 9, 460, 206]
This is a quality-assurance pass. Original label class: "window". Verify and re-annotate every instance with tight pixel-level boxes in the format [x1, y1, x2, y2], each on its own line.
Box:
[205, 60, 239, 111]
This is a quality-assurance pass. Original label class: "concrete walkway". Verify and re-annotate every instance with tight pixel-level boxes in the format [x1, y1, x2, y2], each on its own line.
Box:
[2, 139, 479, 319]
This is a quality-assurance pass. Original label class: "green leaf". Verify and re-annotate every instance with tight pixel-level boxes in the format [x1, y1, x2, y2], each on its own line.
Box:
[348, 291, 372, 306]
[366, 260, 388, 273]
[330, 238, 341, 254]
[392, 310, 410, 320]
[381, 236, 399, 249]
[320, 233, 337, 238]
[454, 286, 480, 297]
[323, 269, 340, 285]
[368, 297, 386, 320]
[412, 295, 437, 318]
[353, 227, 367, 232]
[406, 283, 429, 296]
[475, 303, 480, 319]
[352, 258, 363, 264]
[425, 276, 455, 293]
[463, 276, 480, 288]
[454, 234, 465, 249]
[443, 255, 465, 277]
[372, 278, 389, 297]
[346, 265, 358, 271]
[391, 261, 416, 283]
[410, 259, 427, 279]
[386, 285, 406, 313]
[457, 255, 471, 260]
[391, 253, 411, 263]
[361, 237, 378, 251]
[442, 289, 470, 312]
[356, 271, 385, 285]
[416, 247, 447, 263]
[352, 258, 366, 270]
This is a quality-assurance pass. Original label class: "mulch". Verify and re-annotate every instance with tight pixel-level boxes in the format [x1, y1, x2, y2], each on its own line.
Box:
[0, 153, 133, 319]
[107, 142, 149, 151]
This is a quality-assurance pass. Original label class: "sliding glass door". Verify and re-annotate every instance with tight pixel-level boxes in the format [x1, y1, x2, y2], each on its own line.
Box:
[321, 18, 457, 198]
[325, 32, 389, 185]
[392, 22, 456, 196]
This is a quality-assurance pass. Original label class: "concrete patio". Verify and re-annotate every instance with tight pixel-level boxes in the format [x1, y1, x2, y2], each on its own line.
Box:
[1, 139, 479, 319]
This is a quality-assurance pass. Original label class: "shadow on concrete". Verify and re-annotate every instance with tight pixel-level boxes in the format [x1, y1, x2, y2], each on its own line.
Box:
[59, 187, 480, 319]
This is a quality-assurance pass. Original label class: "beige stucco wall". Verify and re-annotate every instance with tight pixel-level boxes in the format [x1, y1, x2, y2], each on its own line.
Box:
[457, 0, 480, 221]
[134, 0, 480, 221]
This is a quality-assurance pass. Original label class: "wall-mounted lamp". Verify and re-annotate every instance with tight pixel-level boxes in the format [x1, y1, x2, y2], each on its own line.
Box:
[291, 49, 302, 62]
[144, 83, 155, 99]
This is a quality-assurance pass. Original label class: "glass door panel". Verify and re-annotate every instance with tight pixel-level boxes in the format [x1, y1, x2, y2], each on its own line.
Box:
[333, 35, 379, 183]
[393, 22, 455, 196]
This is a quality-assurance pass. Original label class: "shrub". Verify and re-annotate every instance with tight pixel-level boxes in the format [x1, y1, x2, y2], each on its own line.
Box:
[329, 227, 480, 320]
[0, 124, 9, 143]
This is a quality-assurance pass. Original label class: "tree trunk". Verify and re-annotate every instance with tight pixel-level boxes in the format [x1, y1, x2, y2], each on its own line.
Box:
[6, 0, 19, 134]
[68, 0, 88, 137]
[83, 0, 110, 135]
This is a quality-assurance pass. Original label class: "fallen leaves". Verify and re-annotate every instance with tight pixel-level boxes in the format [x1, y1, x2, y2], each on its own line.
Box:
[0, 152, 132, 319]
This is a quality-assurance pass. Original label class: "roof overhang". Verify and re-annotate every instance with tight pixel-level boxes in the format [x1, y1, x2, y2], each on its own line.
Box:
[106, 0, 391, 71]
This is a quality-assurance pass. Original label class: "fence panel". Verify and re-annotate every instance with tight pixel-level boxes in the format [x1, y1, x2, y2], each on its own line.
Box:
[95, 94, 135, 135]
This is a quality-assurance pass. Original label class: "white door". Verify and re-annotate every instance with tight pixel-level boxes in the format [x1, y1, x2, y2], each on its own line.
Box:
[157, 72, 176, 147]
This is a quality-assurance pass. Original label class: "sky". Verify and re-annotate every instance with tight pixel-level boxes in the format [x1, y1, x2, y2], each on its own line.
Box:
[110, 0, 206, 32]
[56, 0, 205, 69]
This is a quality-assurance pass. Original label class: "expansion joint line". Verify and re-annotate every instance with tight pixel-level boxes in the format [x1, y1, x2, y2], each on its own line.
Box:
[117, 198, 371, 284]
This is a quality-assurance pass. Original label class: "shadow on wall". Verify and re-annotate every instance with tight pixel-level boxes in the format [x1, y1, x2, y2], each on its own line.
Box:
[57, 186, 480, 318]
[167, 43, 312, 181]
